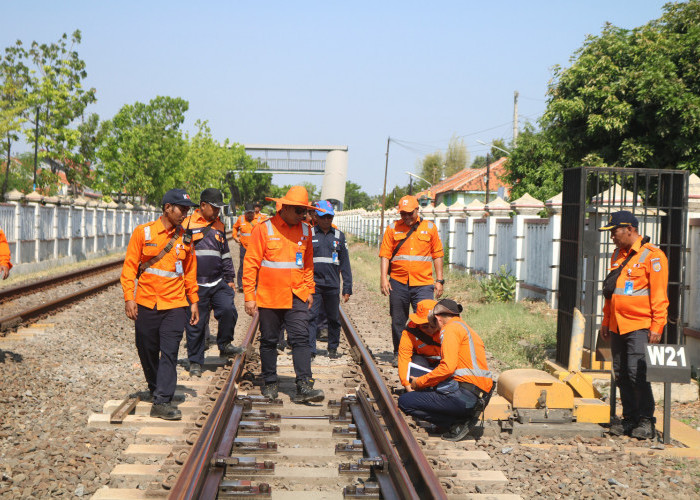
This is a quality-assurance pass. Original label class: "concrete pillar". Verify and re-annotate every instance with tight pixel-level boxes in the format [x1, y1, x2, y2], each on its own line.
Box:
[5, 190, 23, 263]
[321, 149, 349, 208]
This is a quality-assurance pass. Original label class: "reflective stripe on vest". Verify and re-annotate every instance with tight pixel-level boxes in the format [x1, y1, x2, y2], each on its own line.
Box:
[302, 223, 309, 236]
[445, 322, 493, 380]
[143, 267, 181, 279]
[613, 287, 650, 297]
[261, 259, 299, 269]
[196, 249, 222, 258]
[392, 255, 432, 262]
[221, 252, 231, 260]
[313, 257, 338, 265]
[638, 248, 651, 263]
[427, 221, 433, 229]
[334, 229, 340, 239]
[240, 232, 251, 237]
[265, 220, 274, 235]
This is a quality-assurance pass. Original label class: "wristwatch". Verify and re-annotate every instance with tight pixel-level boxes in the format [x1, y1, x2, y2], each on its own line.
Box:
[435, 279, 445, 285]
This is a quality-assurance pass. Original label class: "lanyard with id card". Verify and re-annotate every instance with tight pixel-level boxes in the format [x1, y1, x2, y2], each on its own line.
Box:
[296, 241, 303, 267]
[175, 260, 184, 276]
[624, 268, 633, 295]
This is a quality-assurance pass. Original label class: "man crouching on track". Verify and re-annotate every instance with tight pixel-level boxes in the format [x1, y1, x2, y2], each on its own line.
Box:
[183, 188, 243, 378]
[121, 189, 200, 421]
[397, 299, 441, 391]
[243, 186, 325, 404]
[398, 299, 493, 441]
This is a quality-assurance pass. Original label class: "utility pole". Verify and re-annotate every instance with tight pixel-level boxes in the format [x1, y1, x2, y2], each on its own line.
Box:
[380, 137, 390, 233]
[485, 152, 490, 205]
[33, 106, 39, 191]
[513, 90, 519, 147]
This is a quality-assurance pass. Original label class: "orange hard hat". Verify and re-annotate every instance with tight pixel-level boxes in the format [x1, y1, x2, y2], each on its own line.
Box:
[398, 195, 419, 212]
[266, 185, 325, 212]
[409, 299, 438, 325]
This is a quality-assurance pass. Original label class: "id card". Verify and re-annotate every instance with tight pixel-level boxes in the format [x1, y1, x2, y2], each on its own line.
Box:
[295, 252, 303, 267]
[175, 260, 183, 276]
[332, 251, 339, 264]
[624, 280, 633, 295]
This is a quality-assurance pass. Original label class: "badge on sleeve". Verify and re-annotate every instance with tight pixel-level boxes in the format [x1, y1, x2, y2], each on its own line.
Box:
[652, 260, 661, 272]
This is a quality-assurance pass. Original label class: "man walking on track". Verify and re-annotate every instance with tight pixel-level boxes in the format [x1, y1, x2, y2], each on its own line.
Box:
[232, 203, 258, 293]
[183, 188, 243, 378]
[379, 195, 444, 367]
[243, 185, 325, 404]
[598, 210, 668, 440]
[121, 188, 199, 421]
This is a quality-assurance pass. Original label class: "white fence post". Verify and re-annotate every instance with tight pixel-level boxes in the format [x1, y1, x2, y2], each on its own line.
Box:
[511, 194, 546, 301]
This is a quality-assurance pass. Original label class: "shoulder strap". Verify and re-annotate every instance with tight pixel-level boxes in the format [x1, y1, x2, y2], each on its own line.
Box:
[137, 227, 182, 278]
[617, 235, 651, 272]
[406, 325, 440, 347]
[193, 220, 217, 248]
[390, 218, 421, 262]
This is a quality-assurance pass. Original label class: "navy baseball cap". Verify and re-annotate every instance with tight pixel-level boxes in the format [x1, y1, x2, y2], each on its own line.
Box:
[162, 188, 197, 207]
[598, 210, 638, 231]
[315, 200, 335, 217]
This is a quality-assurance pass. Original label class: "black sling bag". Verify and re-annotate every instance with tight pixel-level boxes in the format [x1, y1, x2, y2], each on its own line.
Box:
[405, 325, 440, 347]
[602, 235, 649, 300]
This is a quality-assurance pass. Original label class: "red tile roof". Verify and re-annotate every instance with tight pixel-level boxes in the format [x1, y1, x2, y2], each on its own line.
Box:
[415, 157, 510, 199]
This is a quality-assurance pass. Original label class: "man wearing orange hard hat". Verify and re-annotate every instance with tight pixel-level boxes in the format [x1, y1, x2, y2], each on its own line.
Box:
[397, 299, 441, 390]
[243, 185, 325, 404]
[379, 194, 444, 367]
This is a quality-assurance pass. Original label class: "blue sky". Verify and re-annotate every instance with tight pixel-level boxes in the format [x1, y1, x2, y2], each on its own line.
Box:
[2, 1, 671, 195]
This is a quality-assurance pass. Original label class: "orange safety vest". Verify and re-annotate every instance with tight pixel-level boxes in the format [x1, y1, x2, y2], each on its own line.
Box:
[242, 213, 314, 309]
[379, 218, 443, 286]
[121, 217, 199, 310]
[397, 321, 442, 387]
[0, 229, 12, 269]
[232, 215, 258, 249]
[602, 236, 669, 335]
[414, 317, 493, 394]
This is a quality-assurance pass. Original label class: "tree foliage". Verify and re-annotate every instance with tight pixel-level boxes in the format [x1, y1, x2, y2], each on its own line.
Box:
[419, 151, 444, 185]
[344, 180, 373, 210]
[444, 134, 469, 177]
[227, 157, 273, 211]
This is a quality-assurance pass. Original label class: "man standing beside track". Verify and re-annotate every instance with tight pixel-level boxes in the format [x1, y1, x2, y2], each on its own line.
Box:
[243, 186, 325, 404]
[398, 299, 493, 442]
[0, 228, 12, 279]
[308, 200, 352, 359]
[598, 210, 668, 440]
[232, 203, 259, 293]
[121, 189, 199, 421]
[183, 188, 243, 378]
[380, 195, 444, 367]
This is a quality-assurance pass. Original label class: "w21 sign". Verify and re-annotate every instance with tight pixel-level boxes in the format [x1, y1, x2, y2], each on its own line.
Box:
[645, 344, 691, 383]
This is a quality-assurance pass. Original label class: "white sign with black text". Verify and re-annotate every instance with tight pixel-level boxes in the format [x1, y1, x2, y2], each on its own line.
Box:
[645, 344, 691, 383]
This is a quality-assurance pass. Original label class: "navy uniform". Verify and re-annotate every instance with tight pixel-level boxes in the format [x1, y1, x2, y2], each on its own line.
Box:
[309, 200, 353, 358]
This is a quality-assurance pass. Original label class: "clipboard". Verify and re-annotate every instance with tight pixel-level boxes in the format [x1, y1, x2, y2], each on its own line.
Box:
[406, 361, 432, 381]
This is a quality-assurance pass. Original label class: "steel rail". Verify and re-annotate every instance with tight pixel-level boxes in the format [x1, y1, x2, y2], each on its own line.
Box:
[339, 305, 448, 500]
[168, 313, 259, 500]
[0, 276, 122, 330]
[0, 257, 123, 302]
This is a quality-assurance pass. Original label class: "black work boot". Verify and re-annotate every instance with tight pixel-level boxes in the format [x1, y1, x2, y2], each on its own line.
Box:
[189, 362, 202, 377]
[441, 420, 472, 442]
[261, 382, 279, 400]
[150, 402, 182, 421]
[317, 328, 329, 341]
[391, 353, 399, 367]
[220, 342, 244, 357]
[631, 417, 656, 440]
[609, 417, 636, 436]
[292, 379, 325, 404]
[328, 348, 340, 359]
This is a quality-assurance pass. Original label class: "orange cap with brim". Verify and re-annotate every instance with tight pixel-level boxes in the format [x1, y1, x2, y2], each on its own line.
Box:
[266, 185, 325, 212]
[398, 195, 419, 212]
[409, 299, 438, 325]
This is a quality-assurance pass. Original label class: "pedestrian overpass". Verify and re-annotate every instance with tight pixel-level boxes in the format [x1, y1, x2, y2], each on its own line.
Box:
[242, 144, 349, 208]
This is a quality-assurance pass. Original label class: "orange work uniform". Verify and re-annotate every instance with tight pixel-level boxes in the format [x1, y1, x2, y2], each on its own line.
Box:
[0, 229, 12, 270]
[232, 215, 259, 249]
[242, 214, 314, 309]
[413, 317, 493, 394]
[602, 236, 668, 335]
[121, 217, 199, 309]
[379, 218, 443, 286]
[397, 321, 442, 387]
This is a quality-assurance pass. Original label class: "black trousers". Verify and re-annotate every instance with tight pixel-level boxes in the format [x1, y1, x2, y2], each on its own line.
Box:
[185, 280, 238, 364]
[237, 246, 246, 289]
[309, 286, 341, 353]
[135, 304, 186, 404]
[258, 295, 313, 384]
[389, 278, 434, 353]
[611, 329, 655, 422]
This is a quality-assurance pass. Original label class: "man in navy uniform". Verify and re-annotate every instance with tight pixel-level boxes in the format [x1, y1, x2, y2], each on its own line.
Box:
[183, 188, 243, 377]
[309, 200, 353, 359]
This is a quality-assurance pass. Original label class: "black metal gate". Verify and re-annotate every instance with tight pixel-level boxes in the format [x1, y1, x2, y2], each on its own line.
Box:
[556, 167, 688, 368]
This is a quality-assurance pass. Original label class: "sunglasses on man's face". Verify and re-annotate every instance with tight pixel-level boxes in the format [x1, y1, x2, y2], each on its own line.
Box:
[293, 206, 307, 215]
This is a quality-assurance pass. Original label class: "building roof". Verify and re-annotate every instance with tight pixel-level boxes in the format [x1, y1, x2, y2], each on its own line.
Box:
[415, 157, 510, 199]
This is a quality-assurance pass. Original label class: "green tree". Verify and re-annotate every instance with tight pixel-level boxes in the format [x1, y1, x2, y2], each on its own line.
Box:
[419, 151, 444, 185]
[384, 184, 410, 210]
[97, 96, 188, 204]
[444, 134, 469, 177]
[0, 41, 30, 197]
[543, 1, 700, 173]
[227, 157, 273, 211]
[344, 180, 373, 209]
[25, 30, 97, 181]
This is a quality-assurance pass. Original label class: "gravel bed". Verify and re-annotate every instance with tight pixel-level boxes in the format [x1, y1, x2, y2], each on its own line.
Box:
[0, 270, 121, 323]
[342, 277, 700, 499]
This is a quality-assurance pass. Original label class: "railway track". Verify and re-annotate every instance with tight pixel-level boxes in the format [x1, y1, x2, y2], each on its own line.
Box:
[90, 304, 511, 500]
[0, 258, 123, 331]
